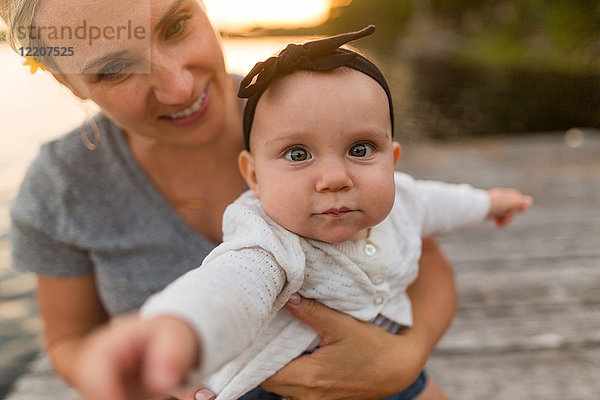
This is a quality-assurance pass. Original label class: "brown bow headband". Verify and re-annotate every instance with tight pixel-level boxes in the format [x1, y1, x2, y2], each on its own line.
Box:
[237, 25, 394, 150]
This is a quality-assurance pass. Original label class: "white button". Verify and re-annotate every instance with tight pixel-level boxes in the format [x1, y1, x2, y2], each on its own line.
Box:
[372, 275, 384, 285]
[373, 295, 384, 305]
[364, 243, 377, 256]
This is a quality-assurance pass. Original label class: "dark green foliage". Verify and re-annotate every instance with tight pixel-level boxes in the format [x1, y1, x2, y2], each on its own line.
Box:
[324, 0, 413, 48]
[321, 0, 600, 70]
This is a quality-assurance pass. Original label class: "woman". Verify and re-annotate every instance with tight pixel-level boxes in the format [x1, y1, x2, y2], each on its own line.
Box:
[2, 0, 454, 398]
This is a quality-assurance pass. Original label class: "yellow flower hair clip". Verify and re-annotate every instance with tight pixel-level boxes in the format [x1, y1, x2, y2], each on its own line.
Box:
[23, 56, 47, 74]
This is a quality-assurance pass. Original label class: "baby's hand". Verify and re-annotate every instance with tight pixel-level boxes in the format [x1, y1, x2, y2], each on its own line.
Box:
[74, 314, 199, 400]
[487, 188, 532, 228]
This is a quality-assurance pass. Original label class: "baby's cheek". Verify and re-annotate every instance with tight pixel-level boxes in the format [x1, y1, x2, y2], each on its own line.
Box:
[261, 192, 298, 226]
[259, 193, 279, 217]
[369, 180, 396, 221]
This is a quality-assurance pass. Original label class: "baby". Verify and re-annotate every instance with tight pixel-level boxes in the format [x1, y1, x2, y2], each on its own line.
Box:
[76, 26, 531, 400]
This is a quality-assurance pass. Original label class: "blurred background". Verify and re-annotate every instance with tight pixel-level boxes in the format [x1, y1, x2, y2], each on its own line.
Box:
[210, 0, 600, 141]
[1, 0, 599, 398]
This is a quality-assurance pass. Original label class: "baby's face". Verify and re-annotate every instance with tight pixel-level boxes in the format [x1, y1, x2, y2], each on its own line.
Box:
[240, 69, 400, 243]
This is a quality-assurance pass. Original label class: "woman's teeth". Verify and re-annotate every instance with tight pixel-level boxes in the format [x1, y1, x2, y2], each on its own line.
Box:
[166, 92, 206, 119]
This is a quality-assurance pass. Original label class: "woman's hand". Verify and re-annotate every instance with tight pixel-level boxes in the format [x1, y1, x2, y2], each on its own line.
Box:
[260, 295, 427, 400]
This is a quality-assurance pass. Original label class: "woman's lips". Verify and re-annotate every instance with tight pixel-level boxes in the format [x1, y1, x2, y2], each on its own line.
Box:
[159, 84, 210, 126]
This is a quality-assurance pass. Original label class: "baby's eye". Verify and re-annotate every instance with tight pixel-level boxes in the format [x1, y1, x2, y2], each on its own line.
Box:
[349, 143, 374, 157]
[284, 148, 312, 162]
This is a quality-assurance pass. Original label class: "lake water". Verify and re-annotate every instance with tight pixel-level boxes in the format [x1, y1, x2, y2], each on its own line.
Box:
[385, 56, 600, 141]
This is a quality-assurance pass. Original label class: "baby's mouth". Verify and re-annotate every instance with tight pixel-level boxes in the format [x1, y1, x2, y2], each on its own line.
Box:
[320, 207, 352, 216]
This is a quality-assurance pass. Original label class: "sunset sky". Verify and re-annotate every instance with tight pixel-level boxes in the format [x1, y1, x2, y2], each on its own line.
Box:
[0, 1, 345, 34]
[204, 0, 338, 31]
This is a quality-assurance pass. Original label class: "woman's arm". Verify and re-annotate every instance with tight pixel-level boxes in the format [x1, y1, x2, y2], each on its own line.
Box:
[405, 236, 456, 361]
[37, 275, 110, 385]
[260, 237, 456, 400]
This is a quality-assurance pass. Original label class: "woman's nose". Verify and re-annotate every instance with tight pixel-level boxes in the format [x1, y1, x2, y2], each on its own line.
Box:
[150, 54, 193, 105]
[315, 160, 353, 192]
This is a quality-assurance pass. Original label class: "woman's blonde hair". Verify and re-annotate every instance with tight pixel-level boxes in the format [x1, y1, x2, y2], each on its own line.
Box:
[1, 0, 210, 72]
[0, 0, 58, 70]
[1, 0, 40, 49]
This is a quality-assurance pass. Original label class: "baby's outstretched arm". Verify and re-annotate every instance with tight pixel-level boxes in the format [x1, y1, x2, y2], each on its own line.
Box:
[74, 314, 200, 400]
[487, 188, 532, 227]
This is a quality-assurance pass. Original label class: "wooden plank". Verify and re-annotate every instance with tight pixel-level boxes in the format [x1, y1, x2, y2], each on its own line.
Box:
[0, 237, 42, 398]
[397, 134, 600, 194]
[439, 238, 600, 263]
[7, 355, 79, 400]
[437, 304, 600, 354]
[427, 347, 600, 400]
[410, 134, 600, 398]
[453, 255, 600, 308]
[437, 222, 600, 262]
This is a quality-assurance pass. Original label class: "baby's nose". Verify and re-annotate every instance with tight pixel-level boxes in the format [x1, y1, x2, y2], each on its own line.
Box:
[314, 160, 353, 192]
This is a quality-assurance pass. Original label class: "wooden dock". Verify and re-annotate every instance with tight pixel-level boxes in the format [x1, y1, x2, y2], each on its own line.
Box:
[400, 131, 600, 399]
[3, 131, 600, 399]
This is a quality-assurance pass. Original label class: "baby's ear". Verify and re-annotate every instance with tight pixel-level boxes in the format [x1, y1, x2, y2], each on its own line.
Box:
[392, 142, 402, 166]
[238, 150, 260, 197]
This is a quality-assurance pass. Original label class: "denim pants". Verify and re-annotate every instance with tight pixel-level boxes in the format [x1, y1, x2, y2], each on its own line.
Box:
[239, 370, 427, 400]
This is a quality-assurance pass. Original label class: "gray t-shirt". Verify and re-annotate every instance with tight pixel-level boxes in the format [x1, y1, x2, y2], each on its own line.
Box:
[10, 114, 217, 316]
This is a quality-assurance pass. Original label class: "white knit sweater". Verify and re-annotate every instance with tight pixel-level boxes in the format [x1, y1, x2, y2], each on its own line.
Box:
[141, 172, 489, 399]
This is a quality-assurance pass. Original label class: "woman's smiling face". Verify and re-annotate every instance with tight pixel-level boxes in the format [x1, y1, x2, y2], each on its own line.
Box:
[35, 0, 234, 145]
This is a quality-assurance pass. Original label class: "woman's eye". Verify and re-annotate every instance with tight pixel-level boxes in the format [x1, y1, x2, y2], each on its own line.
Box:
[165, 20, 184, 38]
[96, 63, 127, 82]
[349, 143, 374, 157]
[284, 148, 312, 162]
[164, 13, 191, 39]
